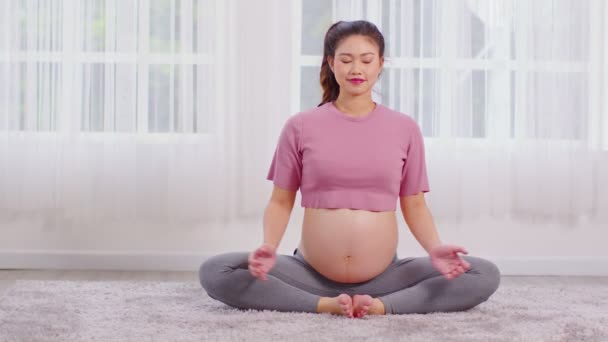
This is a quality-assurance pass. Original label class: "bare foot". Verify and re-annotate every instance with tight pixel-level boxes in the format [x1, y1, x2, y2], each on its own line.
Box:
[352, 294, 374, 318]
[336, 294, 354, 318]
[317, 294, 353, 318]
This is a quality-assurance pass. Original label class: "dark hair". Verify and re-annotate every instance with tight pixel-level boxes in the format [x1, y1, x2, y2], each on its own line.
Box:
[318, 20, 385, 107]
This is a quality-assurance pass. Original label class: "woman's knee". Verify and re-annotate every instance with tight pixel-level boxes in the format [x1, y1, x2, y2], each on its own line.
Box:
[466, 256, 501, 300]
[199, 252, 248, 297]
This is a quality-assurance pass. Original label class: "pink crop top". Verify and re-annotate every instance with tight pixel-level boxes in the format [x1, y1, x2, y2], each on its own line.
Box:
[266, 101, 430, 212]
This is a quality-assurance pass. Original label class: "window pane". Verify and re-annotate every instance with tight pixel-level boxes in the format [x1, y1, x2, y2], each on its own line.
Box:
[11, 0, 63, 52]
[80, 63, 106, 131]
[415, 69, 440, 137]
[78, 0, 138, 52]
[147, 64, 214, 133]
[150, 0, 181, 53]
[1, 62, 61, 131]
[421, 69, 439, 137]
[381, 0, 439, 58]
[193, 0, 216, 54]
[451, 69, 489, 138]
[301, 0, 332, 55]
[470, 70, 487, 138]
[149, 64, 176, 132]
[0, 62, 20, 130]
[192, 64, 215, 134]
[525, 0, 588, 62]
[300, 66, 322, 111]
[116, 1, 138, 52]
[467, 5, 487, 59]
[523, 72, 587, 140]
[81, 0, 106, 51]
[149, 0, 217, 54]
[465, 0, 588, 62]
[79, 63, 137, 132]
[114, 64, 137, 132]
[464, 0, 508, 60]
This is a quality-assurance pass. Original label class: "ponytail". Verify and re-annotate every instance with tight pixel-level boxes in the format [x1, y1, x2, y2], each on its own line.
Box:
[318, 56, 340, 106]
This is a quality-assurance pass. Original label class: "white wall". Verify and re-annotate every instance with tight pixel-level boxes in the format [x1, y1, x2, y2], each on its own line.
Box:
[1, 188, 607, 276]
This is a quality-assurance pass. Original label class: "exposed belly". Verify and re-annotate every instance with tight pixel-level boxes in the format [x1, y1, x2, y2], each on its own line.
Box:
[298, 208, 399, 284]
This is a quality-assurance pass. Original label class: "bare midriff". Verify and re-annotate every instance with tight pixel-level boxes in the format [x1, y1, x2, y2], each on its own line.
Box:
[298, 208, 399, 284]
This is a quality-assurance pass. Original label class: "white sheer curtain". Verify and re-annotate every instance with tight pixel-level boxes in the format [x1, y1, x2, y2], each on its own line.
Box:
[0, 0, 292, 252]
[1, 0, 607, 255]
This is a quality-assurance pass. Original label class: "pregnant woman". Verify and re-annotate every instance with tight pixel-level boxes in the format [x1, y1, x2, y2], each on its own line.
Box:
[199, 20, 500, 318]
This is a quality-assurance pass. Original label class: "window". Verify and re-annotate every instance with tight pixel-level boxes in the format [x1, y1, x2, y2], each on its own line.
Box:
[1, 0, 220, 135]
[295, 0, 594, 143]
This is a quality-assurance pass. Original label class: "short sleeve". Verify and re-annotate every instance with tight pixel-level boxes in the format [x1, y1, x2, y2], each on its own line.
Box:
[399, 121, 430, 197]
[266, 115, 302, 191]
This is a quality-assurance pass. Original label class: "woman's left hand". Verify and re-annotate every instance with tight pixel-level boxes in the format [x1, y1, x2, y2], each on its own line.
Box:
[429, 244, 471, 280]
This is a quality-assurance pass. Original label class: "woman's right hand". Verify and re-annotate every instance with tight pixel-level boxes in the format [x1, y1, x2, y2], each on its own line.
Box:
[248, 243, 277, 281]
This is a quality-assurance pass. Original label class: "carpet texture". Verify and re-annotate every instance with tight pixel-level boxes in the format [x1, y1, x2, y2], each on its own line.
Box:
[0, 279, 606, 342]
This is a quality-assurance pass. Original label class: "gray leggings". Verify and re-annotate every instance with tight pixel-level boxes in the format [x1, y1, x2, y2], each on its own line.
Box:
[199, 248, 501, 314]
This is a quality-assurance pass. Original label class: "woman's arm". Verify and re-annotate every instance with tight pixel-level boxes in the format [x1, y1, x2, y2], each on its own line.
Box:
[399, 192, 442, 254]
[400, 192, 472, 280]
[262, 186, 297, 249]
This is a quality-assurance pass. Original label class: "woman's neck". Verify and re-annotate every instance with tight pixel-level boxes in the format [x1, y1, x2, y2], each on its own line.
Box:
[333, 95, 376, 117]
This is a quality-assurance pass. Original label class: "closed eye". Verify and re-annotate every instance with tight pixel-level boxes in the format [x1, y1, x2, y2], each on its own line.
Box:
[341, 61, 372, 64]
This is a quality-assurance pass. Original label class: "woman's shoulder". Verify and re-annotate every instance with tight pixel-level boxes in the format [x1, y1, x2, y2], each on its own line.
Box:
[286, 102, 333, 124]
[300, 102, 332, 116]
[377, 104, 420, 128]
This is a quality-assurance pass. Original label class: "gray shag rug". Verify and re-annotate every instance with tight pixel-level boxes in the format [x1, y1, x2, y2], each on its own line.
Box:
[0, 279, 607, 342]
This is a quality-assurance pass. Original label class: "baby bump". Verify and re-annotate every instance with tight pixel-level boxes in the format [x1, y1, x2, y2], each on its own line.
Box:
[298, 208, 399, 283]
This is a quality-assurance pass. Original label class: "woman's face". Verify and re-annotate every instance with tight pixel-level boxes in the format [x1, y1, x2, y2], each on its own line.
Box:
[328, 34, 384, 98]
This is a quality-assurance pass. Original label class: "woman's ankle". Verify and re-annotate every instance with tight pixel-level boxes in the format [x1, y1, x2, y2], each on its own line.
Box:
[369, 298, 386, 315]
[316, 297, 327, 313]
[316, 297, 337, 314]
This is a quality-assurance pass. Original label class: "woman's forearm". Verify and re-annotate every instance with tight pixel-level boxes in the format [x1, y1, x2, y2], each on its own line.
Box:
[402, 205, 442, 254]
[262, 201, 292, 249]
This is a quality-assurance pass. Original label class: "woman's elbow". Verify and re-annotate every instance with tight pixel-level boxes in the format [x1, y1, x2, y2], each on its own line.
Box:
[399, 191, 427, 211]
